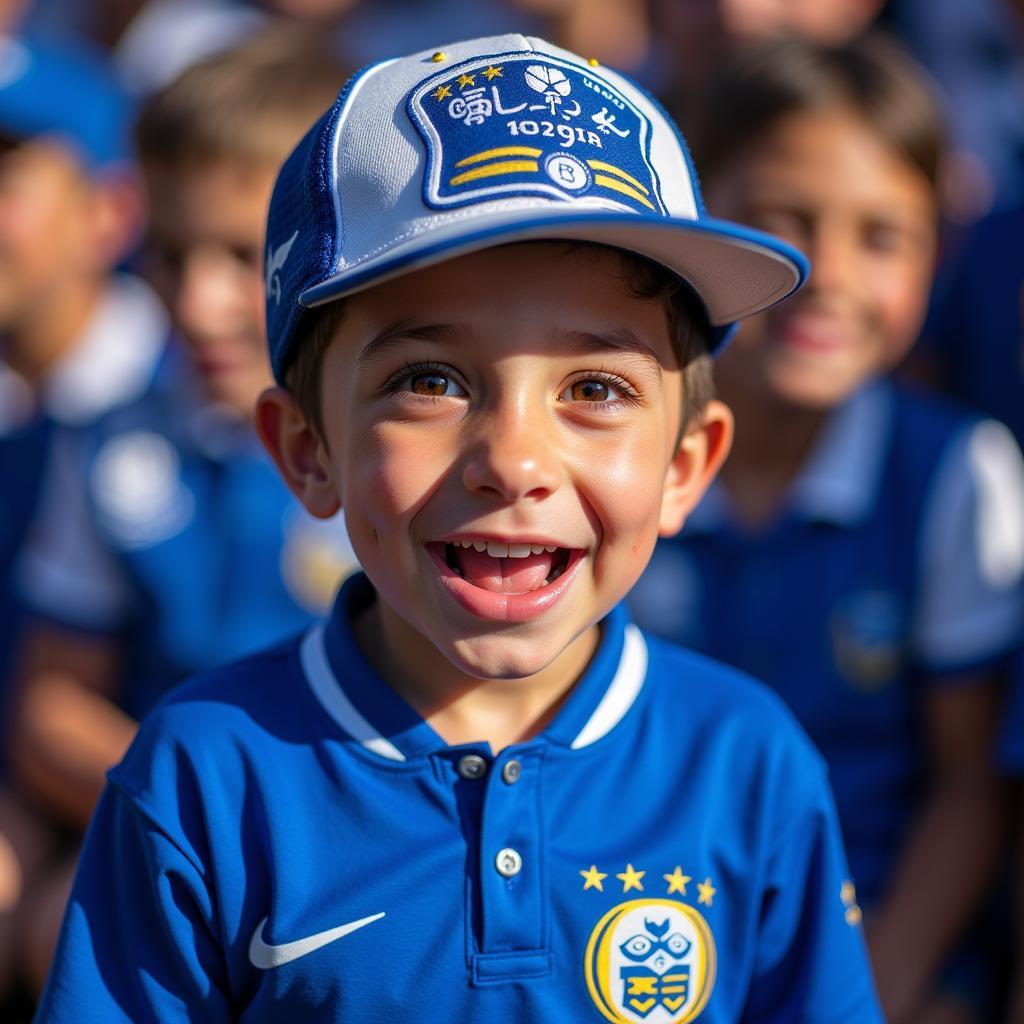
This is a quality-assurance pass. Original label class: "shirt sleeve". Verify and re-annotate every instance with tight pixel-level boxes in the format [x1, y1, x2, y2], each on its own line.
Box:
[15, 427, 133, 630]
[743, 765, 883, 1024]
[35, 782, 231, 1023]
[912, 418, 1024, 672]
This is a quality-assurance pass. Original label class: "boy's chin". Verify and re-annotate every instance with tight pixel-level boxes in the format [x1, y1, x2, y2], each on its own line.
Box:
[444, 633, 577, 683]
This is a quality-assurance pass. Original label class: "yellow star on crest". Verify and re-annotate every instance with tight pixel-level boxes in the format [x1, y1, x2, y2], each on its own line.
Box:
[457, 73, 476, 89]
[482, 65, 503, 80]
[697, 878, 716, 907]
[663, 866, 691, 895]
[616, 864, 645, 893]
[580, 865, 607, 892]
[432, 84, 453, 101]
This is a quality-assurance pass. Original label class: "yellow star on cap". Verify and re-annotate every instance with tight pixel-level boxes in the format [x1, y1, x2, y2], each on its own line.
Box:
[432, 84, 453, 101]
[697, 878, 716, 907]
[840, 880, 857, 906]
[580, 865, 607, 892]
[616, 864, 645, 893]
[482, 65, 503, 80]
[663, 866, 691, 896]
[457, 73, 476, 89]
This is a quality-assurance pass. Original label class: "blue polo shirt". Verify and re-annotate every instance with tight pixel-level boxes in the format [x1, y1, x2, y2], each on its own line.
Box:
[629, 378, 1024, 907]
[0, 275, 166, 715]
[38, 574, 881, 1023]
[17, 346, 357, 721]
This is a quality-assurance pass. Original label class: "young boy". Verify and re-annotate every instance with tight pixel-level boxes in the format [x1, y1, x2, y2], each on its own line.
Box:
[38, 34, 883, 1022]
[9, 31, 355, 994]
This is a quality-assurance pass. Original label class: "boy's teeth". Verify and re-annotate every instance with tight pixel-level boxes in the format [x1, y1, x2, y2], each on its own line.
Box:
[450, 539, 560, 558]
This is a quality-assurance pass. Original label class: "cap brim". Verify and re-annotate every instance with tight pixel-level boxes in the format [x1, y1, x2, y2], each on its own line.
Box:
[300, 210, 808, 333]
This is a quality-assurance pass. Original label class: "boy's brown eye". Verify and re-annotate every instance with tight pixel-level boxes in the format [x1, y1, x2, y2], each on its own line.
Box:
[411, 372, 452, 396]
[570, 380, 610, 401]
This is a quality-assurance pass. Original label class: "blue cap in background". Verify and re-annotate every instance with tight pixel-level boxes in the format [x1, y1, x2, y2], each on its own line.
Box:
[0, 34, 132, 171]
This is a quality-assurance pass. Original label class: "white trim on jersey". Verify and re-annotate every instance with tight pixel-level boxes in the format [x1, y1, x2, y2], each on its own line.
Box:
[300, 623, 407, 761]
[570, 624, 648, 750]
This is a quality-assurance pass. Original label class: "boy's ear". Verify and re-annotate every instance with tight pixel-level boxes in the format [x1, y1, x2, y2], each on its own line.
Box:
[658, 399, 733, 537]
[86, 168, 144, 272]
[255, 386, 341, 520]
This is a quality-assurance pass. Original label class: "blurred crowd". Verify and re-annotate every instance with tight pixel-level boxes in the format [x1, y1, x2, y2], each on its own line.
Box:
[1, 0, 1024, 1021]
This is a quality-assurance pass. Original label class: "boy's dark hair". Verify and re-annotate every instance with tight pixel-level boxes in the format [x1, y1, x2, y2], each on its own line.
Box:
[695, 32, 945, 191]
[135, 26, 347, 170]
[284, 244, 715, 442]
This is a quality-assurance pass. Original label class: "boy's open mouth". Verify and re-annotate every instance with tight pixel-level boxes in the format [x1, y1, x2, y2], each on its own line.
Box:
[428, 539, 575, 595]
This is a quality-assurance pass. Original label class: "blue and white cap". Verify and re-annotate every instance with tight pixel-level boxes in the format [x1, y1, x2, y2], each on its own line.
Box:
[265, 33, 808, 380]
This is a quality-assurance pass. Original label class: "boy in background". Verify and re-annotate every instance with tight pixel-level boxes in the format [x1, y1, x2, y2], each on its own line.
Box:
[0, 32, 165, 710]
[0, 30, 163, 1007]
[8, 30, 354, 994]
[40, 33, 881, 1022]
[630, 35, 1024, 1024]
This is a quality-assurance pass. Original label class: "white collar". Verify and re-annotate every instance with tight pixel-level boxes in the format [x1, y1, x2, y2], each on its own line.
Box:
[0, 274, 168, 434]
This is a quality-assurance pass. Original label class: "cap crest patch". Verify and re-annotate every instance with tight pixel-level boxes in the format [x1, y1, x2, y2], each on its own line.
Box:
[407, 52, 665, 215]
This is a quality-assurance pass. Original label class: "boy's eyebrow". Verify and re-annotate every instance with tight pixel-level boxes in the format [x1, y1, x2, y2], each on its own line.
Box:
[356, 321, 455, 366]
[560, 329, 664, 377]
[357, 322, 665, 376]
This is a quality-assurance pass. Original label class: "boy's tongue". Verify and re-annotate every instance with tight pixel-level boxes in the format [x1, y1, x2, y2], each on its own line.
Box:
[454, 546, 555, 593]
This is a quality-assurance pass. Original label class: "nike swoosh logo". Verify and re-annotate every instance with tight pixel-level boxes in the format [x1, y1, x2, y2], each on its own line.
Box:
[248, 911, 386, 969]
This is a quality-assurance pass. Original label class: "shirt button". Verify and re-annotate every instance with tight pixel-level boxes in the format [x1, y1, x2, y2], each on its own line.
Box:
[495, 847, 522, 877]
[501, 759, 522, 784]
[456, 754, 488, 780]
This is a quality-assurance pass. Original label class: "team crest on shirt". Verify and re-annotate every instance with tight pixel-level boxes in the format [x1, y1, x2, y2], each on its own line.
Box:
[829, 588, 906, 691]
[585, 899, 716, 1022]
[582, 877, 717, 1024]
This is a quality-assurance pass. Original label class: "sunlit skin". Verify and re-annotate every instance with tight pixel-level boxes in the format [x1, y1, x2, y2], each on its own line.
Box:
[707, 106, 938, 413]
[259, 244, 731, 743]
[142, 159, 275, 419]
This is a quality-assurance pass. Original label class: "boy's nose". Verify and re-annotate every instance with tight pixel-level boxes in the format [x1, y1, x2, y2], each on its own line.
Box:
[461, 412, 561, 503]
[806, 225, 859, 295]
[175, 248, 246, 337]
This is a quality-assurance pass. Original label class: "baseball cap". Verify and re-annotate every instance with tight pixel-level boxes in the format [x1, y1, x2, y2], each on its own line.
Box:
[265, 33, 809, 380]
[0, 34, 132, 170]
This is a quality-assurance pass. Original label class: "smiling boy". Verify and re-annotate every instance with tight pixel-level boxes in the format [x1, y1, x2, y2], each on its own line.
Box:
[38, 35, 882, 1023]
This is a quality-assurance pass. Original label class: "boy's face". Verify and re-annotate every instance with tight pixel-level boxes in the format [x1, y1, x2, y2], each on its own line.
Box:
[706, 107, 937, 410]
[268, 244, 728, 683]
[0, 138, 94, 332]
[143, 158, 275, 418]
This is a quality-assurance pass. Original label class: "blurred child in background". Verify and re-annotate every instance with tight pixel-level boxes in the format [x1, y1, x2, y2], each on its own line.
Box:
[0, 31, 161, 716]
[6, 28, 355, 994]
[0, 29, 162, 1007]
[629, 34, 1024, 1024]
